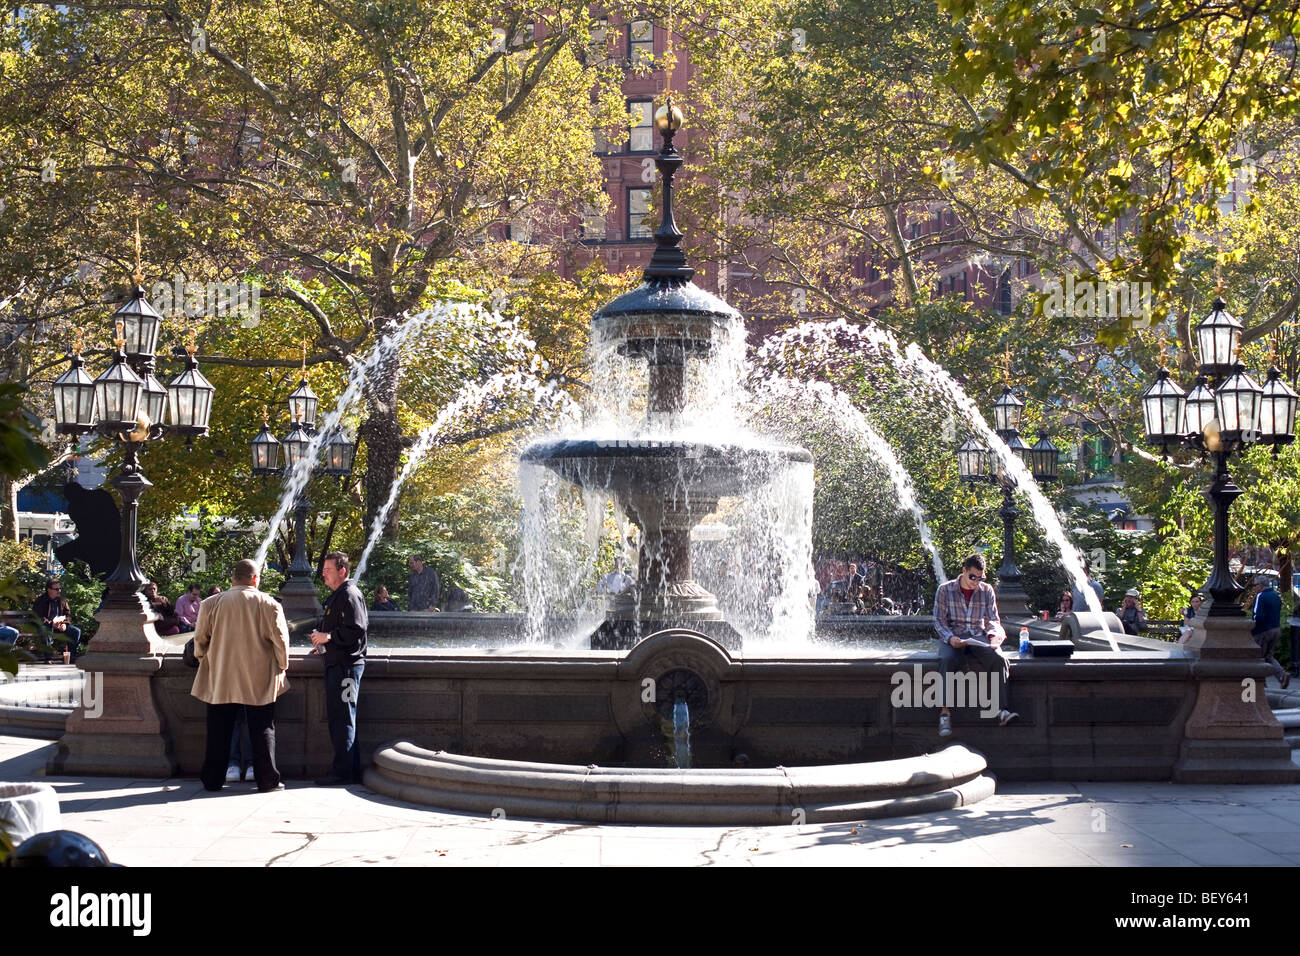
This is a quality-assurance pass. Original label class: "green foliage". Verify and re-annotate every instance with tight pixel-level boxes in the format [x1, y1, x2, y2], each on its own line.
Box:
[361, 538, 515, 613]
[940, 0, 1300, 333]
[0, 383, 49, 479]
[134, 513, 270, 601]
[0, 540, 44, 677]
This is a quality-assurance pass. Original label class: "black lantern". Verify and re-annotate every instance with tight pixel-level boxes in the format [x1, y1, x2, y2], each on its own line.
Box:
[115, 285, 163, 360]
[287, 378, 318, 431]
[165, 345, 215, 436]
[992, 386, 1024, 436]
[957, 438, 986, 482]
[1140, 290, 1298, 622]
[53, 350, 98, 435]
[1030, 430, 1059, 482]
[282, 420, 314, 470]
[139, 370, 168, 428]
[1006, 432, 1033, 473]
[1183, 375, 1218, 439]
[323, 432, 357, 477]
[1213, 364, 1263, 441]
[1195, 297, 1242, 374]
[1141, 365, 1186, 446]
[251, 418, 282, 476]
[93, 344, 144, 431]
[1259, 366, 1299, 446]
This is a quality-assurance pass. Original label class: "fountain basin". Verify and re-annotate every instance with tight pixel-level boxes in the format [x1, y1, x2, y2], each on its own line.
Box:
[47, 628, 1299, 787]
[363, 742, 994, 825]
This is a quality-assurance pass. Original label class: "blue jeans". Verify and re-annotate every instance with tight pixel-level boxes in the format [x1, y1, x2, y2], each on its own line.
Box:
[41, 625, 81, 661]
[324, 660, 364, 780]
[228, 707, 252, 770]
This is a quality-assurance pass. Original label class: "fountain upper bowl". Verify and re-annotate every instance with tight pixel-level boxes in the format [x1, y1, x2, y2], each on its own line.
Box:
[593, 279, 740, 360]
[520, 437, 812, 498]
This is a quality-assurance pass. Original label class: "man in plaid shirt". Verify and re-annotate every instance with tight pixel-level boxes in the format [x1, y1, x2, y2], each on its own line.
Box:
[933, 553, 1017, 738]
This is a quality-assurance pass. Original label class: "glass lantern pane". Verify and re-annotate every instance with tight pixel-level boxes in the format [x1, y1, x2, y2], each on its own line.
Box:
[1162, 396, 1184, 431]
[1217, 392, 1239, 432]
[100, 382, 121, 421]
[195, 389, 213, 429]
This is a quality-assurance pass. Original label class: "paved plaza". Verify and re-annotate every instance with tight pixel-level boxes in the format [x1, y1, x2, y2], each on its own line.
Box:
[5, 732, 1300, 867]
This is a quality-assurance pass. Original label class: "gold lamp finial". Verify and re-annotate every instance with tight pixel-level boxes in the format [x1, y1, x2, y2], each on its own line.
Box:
[132, 217, 144, 286]
[72, 329, 84, 356]
[261, 404, 269, 425]
[1213, 259, 1225, 297]
[654, 94, 684, 133]
[300, 340, 307, 375]
[186, 327, 198, 357]
[114, 320, 125, 351]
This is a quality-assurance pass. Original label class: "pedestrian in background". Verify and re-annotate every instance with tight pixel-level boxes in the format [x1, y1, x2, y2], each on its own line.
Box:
[1251, 575, 1289, 689]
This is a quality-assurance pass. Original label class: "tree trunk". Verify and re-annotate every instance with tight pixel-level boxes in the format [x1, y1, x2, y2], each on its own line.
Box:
[361, 360, 403, 541]
[0, 475, 17, 542]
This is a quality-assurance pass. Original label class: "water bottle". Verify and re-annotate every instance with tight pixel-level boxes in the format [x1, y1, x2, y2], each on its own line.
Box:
[1019, 626, 1031, 656]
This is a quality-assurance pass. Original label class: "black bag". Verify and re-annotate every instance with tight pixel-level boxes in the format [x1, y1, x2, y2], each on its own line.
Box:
[183, 637, 200, 669]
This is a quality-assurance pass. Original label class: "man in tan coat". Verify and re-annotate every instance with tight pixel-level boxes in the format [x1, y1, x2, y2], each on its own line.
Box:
[191, 559, 290, 792]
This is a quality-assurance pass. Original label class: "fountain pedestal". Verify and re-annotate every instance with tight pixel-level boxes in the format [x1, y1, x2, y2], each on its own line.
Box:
[592, 490, 741, 650]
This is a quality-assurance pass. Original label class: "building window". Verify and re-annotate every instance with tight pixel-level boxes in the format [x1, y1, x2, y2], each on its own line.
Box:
[628, 187, 653, 239]
[629, 19, 654, 68]
[589, 17, 612, 67]
[581, 202, 606, 240]
[997, 271, 1012, 315]
[627, 100, 653, 152]
[594, 127, 610, 154]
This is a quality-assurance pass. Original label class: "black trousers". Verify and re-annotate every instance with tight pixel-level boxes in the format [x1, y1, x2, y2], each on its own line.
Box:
[201, 702, 280, 792]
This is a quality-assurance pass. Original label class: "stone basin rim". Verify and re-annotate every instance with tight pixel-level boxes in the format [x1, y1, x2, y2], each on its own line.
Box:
[363, 740, 995, 824]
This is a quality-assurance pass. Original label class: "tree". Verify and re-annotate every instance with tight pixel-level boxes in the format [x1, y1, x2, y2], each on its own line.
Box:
[0, 1, 649, 537]
[942, 0, 1300, 342]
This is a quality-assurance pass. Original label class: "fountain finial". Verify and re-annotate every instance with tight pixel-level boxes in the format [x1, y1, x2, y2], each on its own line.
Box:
[644, 95, 692, 283]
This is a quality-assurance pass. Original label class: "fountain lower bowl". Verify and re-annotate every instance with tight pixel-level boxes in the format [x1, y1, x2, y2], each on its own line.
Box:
[520, 438, 811, 497]
[363, 741, 994, 825]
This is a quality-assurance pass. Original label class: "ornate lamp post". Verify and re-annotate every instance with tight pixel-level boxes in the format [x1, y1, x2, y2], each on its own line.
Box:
[47, 253, 214, 780]
[52, 284, 214, 617]
[957, 385, 1059, 619]
[250, 370, 356, 619]
[1141, 292, 1300, 783]
[1141, 296, 1298, 619]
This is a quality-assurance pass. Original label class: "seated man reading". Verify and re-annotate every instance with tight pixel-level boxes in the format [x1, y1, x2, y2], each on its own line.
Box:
[932, 553, 1017, 738]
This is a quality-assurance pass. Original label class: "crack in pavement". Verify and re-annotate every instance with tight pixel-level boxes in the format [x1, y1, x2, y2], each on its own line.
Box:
[265, 831, 321, 866]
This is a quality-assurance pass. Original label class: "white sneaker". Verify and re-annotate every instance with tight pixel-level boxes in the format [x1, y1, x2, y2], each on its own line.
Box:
[225, 764, 241, 782]
[938, 713, 952, 737]
[242, 766, 254, 782]
[998, 709, 1019, 726]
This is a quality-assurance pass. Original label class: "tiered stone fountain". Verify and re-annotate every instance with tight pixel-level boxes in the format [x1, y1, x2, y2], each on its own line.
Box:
[521, 101, 809, 650]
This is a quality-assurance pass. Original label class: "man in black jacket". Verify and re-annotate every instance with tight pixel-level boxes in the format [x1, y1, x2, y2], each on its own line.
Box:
[309, 551, 368, 786]
[33, 578, 80, 663]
